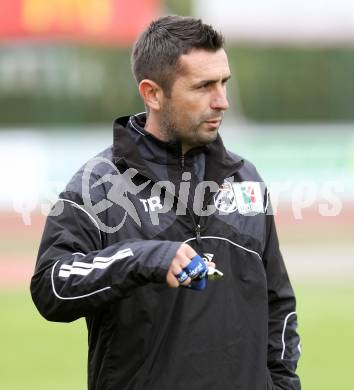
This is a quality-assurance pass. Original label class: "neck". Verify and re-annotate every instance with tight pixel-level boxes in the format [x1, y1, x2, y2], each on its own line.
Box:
[144, 113, 169, 142]
[144, 112, 192, 155]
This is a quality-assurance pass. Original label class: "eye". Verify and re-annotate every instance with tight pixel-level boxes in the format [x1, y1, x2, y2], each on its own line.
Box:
[222, 78, 230, 86]
[198, 81, 213, 89]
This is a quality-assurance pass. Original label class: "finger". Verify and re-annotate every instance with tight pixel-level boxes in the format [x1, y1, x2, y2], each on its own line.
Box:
[176, 244, 197, 265]
[167, 261, 192, 287]
[173, 249, 193, 269]
[174, 270, 192, 287]
[177, 253, 193, 269]
[175, 270, 189, 284]
[170, 260, 186, 276]
[179, 276, 192, 287]
[166, 269, 179, 288]
[182, 243, 198, 259]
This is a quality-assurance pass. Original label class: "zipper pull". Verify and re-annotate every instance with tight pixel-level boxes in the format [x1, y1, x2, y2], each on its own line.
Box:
[195, 224, 202, 244]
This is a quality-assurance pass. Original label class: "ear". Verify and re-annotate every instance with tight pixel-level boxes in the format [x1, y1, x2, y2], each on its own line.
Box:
[138, 79, 164, 111]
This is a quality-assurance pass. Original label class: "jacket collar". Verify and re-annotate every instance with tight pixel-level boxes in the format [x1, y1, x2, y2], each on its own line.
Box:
[112, 113, 244, 185]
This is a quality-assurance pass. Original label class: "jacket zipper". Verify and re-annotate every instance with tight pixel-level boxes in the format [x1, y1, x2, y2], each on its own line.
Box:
[177, 148, 203, 246]
[195, 223, 202, 245]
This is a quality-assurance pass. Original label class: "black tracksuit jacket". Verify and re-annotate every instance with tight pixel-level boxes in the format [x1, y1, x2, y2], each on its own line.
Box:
[31, 113, 301, 390]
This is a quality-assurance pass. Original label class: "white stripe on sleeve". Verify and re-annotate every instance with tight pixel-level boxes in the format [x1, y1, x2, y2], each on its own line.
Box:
[58, 248, 133, 279]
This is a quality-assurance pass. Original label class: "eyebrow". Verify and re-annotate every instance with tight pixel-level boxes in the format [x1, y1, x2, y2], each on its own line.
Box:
[193, 75, 231, 88]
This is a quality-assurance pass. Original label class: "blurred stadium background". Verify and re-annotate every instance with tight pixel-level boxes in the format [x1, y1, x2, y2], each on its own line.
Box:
[0, 0, 353, 388]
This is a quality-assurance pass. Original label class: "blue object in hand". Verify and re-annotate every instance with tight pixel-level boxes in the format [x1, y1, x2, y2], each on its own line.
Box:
[183, 255, 208, 290]
[175, 270, 189, 284]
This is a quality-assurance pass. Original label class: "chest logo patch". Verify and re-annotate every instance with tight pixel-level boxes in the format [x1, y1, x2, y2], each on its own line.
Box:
[214, 181, 264, 215]
[213, 181, 238, 213]
[233, 181, 264, 215]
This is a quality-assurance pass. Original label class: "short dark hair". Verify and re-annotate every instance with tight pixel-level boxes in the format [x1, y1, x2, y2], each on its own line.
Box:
[131, 15, 225, 96]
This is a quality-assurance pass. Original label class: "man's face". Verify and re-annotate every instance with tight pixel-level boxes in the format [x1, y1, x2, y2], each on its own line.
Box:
[159, 48, 231, 152]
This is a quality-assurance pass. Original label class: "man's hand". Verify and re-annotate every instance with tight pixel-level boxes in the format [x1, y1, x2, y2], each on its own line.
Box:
[166, 243, 215, 288]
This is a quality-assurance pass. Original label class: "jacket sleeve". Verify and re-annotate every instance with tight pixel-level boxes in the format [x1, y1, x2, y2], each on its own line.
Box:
[263, 211, 301, 390]
[30, 193, 182, 323]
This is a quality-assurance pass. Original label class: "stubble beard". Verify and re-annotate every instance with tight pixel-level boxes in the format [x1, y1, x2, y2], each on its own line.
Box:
[159, 102, 219, 150]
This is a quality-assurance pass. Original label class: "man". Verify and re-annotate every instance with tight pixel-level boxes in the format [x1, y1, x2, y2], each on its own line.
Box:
[31, 15, 301, 390]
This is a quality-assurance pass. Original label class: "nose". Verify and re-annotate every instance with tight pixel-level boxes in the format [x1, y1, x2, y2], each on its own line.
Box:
[210, 86, 229, 111]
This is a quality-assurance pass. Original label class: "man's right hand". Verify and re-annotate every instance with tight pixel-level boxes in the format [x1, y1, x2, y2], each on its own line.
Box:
[166, 243, 196, 288]
[166, 243, 215, 288]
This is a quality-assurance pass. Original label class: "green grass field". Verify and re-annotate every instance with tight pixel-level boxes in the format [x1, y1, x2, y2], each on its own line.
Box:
[1, 283, 354, 389]
[0, 290, 86, 390]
